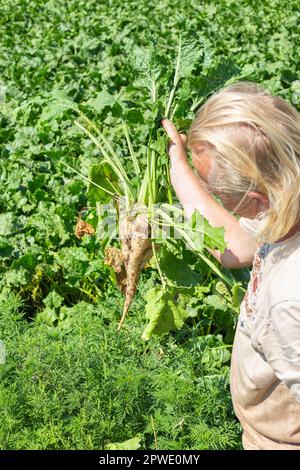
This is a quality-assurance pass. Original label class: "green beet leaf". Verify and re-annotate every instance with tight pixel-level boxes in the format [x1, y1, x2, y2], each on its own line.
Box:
[159, 248, 202, 288]
[104, 436, 141, 451]
[87, 163, 120, 204]
[39, 90, 78, 123]
[89, 90, 116, 114]
[43, 290, 64, 309]
[191, 210, 227, 253]
[142, 286, 190, 341]
[174, 31, 204, 82]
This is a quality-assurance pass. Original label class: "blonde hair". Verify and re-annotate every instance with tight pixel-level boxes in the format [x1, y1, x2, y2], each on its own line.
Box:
[188, 81, 300, 244]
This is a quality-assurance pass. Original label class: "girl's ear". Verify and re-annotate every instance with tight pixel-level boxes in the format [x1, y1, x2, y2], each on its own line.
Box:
[248, 191, 269, 210]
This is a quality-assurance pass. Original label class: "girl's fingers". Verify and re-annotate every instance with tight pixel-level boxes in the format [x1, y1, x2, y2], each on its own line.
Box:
[161, 119, 188, 165]
[162, 119, 187, 152]
[179, 133, 187, 147]
[161, 119, 184, 148]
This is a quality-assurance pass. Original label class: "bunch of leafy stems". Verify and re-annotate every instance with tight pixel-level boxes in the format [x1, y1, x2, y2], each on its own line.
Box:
[64, 42, 235, 298]
[65, 125, 234, 293]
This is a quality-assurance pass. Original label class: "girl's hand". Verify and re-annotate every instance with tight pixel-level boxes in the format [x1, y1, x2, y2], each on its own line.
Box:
[161, 119, 188, 167]
[161, 118, 194, 196]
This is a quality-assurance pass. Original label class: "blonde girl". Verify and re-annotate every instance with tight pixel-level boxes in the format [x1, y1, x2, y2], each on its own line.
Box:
[162, 81, 300, 450]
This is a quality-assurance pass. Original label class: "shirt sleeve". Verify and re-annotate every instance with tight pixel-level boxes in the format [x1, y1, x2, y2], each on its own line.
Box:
[238, 217, 260, 238]
[258, 300, 300, 403]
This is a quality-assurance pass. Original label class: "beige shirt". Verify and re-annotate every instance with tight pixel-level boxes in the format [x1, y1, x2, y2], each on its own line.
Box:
[230, 217, 300, 450]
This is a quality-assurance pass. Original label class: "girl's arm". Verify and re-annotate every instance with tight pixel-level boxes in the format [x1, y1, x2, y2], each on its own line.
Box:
[162, 119, 259, 269]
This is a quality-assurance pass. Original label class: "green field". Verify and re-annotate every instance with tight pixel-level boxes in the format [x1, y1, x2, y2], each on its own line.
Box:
[0, 0, 299, 450]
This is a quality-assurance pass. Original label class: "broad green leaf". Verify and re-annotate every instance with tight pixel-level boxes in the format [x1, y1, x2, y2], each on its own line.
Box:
[201, 347, 231, 368]
[191, 210, 226, 252]
[199, 334, 232, 368]
[126, 108, 144, 124]
[281, 70, 298, 85]
[36, 307, 58, 326]
[203, 218, 226, 252]
[0, 268, 29, 288]
[81, 208, 99, 231]
[87, 163, 119, 204]
[0, 239, 14, 258]
[104, 436, 141, 450]
[39, 90, 78, 122]
[12, 252, 40, 272]
[55, 247, 90, 286]
[214, 280, 232, 302]
[231, 282, 246, 307]
[43, 290, 64, 309]
[177, 291, 201, 318]
[111, 101, 123, 117]
[50, 90, 76, 104]
[0, 213, 15, 236]
[291, 80, 300, 105]
[142, 287, 190, 341]
[203, 294, 228, 312]
[175, 31, 204, 82]
[190, 59, 256, 112]
[132, 45, 169, 100]
[89, 90, 116, 113]
[159, 248, 202, 287]
[40, 103, 70, 122]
